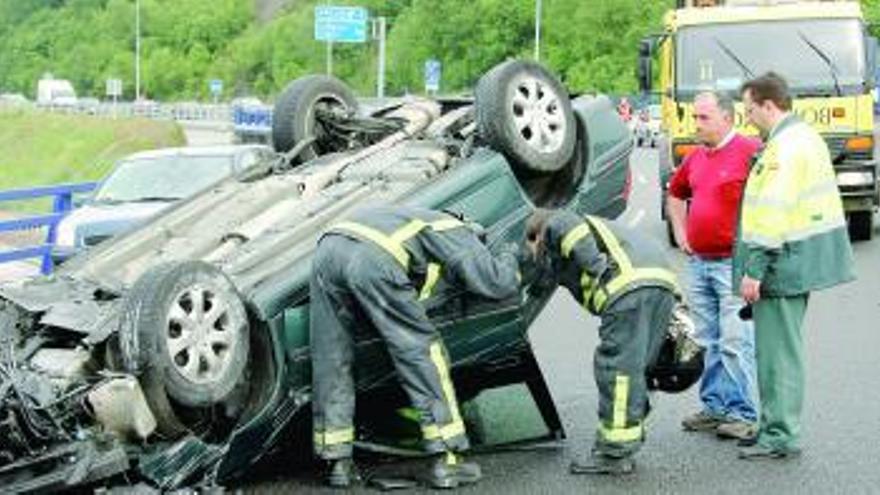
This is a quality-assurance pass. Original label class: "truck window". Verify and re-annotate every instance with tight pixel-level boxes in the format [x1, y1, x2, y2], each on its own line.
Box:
[676, 18, 865, 97]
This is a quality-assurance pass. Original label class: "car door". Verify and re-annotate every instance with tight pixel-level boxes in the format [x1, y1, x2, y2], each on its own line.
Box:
[400, 148, 533, 371]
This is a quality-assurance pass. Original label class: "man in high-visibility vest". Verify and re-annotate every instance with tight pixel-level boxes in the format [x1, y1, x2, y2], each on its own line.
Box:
[310, 204, 521, 488]
[524, 208, 681, 476]
[736, 73, 855, 460]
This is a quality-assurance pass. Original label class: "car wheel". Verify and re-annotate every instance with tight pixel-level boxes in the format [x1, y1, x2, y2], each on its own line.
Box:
[118, 261, 250, 410]
[271, 75, 358, 162]
[475, 60, 576, 176]
[847, 210, 874, 241]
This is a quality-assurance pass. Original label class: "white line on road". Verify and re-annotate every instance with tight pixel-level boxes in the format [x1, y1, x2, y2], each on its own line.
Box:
[627, 208, 645, 228]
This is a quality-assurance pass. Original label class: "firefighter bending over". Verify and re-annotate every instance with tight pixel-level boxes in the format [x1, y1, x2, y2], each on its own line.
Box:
[525, 208, 682, 476]
[310, 204, 521, 488]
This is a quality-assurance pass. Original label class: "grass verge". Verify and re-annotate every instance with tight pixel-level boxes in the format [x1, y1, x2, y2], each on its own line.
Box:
[0, 107, 186, 191]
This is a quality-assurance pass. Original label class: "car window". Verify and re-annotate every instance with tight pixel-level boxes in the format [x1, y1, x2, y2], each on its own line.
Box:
[94, 155, 235, 203]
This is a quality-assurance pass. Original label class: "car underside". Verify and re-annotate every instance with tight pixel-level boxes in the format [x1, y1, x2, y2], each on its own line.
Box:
[0, 60, 632, 492]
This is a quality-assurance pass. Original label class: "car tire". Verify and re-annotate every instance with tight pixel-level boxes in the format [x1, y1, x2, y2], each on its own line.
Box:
[271, 75, 358, 162]
[848, 210, 874, 241]
[118, 260, 250, 410]
[475, 60, 576, 176]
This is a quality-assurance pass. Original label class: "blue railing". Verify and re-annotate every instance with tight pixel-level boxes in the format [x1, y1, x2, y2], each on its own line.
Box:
[0, 182, 98, 275]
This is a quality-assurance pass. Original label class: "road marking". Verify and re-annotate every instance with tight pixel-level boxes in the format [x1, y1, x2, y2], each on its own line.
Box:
[627, 209, 645, 228]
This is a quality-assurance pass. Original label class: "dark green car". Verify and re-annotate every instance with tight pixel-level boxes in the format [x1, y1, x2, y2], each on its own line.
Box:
[0, 61, 632, 492]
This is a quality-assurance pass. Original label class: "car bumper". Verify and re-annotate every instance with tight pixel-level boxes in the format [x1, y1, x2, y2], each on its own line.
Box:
[50, 245, 81, 266]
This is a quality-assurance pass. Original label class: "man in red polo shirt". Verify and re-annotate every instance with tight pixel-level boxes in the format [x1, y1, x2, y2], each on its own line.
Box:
[667, 91, 761, 441]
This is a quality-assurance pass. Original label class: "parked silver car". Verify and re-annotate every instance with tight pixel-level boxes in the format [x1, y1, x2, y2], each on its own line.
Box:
[53, 145, 276, 263]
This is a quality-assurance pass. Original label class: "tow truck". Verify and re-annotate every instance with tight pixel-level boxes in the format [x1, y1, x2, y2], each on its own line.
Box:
[639, 0, 879, 241]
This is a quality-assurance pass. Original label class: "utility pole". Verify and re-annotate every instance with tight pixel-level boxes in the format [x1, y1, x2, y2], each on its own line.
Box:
[135, 0, 141, 100]
[375, 16, 387, 98]
[327, 40, 333, 75]
[534, 0, 542, 62]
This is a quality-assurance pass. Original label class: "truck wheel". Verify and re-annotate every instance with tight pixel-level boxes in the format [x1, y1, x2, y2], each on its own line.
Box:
[476, 60, 576, 176]
[118, 261, 250, 410]
[272, 75, 358, 162]
[848, 210, 875, 241]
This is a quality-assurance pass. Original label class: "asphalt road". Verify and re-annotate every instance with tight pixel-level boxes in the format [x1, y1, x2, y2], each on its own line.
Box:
[236, 146, 880, 494]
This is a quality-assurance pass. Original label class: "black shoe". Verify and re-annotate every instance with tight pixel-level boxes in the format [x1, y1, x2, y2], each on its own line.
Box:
[424, 452, 482, 489]
[737, 444, 801, 460]
[569, 454, 635, 476]
[326, 458, 362, 488]
[737, 435, 758, 447]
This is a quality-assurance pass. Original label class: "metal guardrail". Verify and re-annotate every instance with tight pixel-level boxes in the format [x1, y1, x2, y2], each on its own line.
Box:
[0, 182, 98, 275]
[35, 101, 234, 122]
[1, 100, 233, 123]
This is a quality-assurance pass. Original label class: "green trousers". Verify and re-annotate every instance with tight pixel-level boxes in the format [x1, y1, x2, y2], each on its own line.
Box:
[753, 294, 809, 451]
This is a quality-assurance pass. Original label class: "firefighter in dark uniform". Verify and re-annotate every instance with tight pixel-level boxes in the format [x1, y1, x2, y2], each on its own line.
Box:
[310, 204, 521, 488]
[525, 208, 681, 475]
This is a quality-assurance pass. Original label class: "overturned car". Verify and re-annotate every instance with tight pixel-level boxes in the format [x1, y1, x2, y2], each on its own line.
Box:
[0, 61, 634, 492]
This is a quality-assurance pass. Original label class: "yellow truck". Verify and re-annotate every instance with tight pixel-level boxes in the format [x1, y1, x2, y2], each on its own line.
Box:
[638, 0, 879, 241]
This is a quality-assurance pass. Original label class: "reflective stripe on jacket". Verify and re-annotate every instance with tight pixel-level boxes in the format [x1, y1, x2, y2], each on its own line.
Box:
[548, 211, 680, 315]
[330, 218, 459, 300]
[323, 204, 520, 302]
[733, 115, 855, 296]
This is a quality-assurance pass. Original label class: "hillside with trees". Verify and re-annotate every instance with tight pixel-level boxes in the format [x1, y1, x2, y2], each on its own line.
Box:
[2, 0, 880, 101]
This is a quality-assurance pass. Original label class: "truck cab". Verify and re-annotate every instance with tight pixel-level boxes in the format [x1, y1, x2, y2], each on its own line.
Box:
[639, 0, 879, 241]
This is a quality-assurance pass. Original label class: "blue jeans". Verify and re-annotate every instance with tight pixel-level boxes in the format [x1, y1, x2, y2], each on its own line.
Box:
[688, 257, 758, 423]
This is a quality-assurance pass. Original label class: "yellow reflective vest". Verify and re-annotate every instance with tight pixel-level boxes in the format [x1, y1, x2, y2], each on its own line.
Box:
[733, 115, 855, 295]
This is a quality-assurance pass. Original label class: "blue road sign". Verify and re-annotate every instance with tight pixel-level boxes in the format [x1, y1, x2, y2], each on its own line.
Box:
[425, 59, 442, 93]
[210, 79, 223, 96]
[315, 6, 368, 43]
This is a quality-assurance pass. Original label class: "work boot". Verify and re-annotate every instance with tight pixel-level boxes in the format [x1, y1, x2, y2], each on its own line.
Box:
[569, 454, 635, 476]
[681, 411, 724, 432]
[325, 458, 362, 488]
[716, 420, 758, 441]
[424, 452, 482, 489]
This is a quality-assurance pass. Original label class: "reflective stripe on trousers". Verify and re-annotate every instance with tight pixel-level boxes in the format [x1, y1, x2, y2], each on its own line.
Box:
[421, 341, 467, 441]
[314, 427, 355, 448]
[599, 374, 644, 443]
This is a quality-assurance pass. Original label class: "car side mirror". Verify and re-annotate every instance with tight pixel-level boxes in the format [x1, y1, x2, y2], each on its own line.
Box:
[638, 38, 653, 58]
[637, 37, 657, 95]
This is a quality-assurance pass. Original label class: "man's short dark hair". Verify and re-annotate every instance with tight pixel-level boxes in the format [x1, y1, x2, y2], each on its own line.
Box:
[740, 72, 792, 111]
